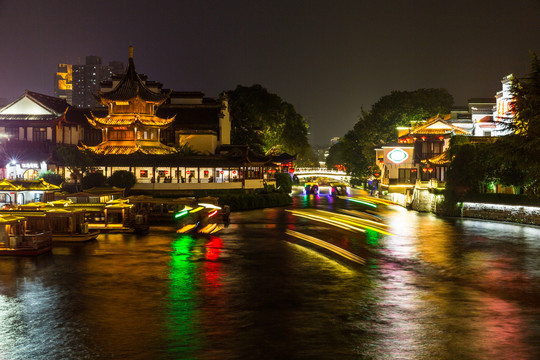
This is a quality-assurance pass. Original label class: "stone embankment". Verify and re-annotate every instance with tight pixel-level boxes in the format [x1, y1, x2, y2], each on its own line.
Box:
[458, 202, 540, 226]
[404, 187, 540, 226]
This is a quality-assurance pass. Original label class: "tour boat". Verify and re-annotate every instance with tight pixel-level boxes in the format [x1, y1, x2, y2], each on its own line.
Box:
[0, 214, 52, 256]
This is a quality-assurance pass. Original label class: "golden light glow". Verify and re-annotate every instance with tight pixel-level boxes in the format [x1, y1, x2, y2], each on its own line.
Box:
[287, 208, 393, 236]
[286, 229, 366, 265]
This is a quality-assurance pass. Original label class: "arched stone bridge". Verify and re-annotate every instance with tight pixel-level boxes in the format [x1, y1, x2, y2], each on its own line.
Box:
[293, 168, 351, 184]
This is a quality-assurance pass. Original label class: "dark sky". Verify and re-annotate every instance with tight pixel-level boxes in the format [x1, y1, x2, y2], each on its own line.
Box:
[0, 1, 539, 144]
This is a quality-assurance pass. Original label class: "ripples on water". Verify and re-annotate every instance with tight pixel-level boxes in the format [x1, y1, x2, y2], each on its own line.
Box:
[1, 198, 540, 359]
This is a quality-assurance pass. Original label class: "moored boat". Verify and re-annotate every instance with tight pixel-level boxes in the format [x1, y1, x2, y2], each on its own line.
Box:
[0, 214, 52, 256]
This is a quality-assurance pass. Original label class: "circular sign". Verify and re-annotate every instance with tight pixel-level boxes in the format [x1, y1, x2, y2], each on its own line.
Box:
[387, 148, 409, 164]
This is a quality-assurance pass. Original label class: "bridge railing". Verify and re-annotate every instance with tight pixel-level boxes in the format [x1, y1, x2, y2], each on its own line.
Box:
[294, 167, 348, 175]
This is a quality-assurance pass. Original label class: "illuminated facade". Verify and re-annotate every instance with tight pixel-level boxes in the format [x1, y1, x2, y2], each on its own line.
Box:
[54, 64, 73, 104]
[0, 91, 82, 179]
[493, 74, 515, 135]
[376, 114, 470, 200]
[84, 46, 176, 156]
[1, 47, 271, 191]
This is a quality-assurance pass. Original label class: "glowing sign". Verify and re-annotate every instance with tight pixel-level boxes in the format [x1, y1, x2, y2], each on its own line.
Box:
[387, 148, 409, 164]
[21, 163, 40, 169]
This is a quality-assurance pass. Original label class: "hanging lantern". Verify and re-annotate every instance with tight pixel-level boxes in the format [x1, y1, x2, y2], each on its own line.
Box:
[438, 136, 444, 141]
[422, 168, 427, 173]
[220, 170, 224, 175]
[232, 170, 237, 175]
[428, 168, 434, 173]
[289, 168, 295, 173]
[421, 136, 426, 141]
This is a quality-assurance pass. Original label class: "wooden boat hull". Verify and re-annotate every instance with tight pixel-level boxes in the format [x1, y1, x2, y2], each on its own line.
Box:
[52, 231, 100, 242]
[0, 246, 52, 256]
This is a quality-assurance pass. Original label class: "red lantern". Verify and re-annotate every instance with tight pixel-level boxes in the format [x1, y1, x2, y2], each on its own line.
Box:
[289, 168, 295, 173]
[422, 168, 427, 173]
[411, 168, 417, 172]
[204, 170, 209, 176]
[438, 136, 444, 141]
[232, 170, 237, 175]
[220, 171, 224, 175]
[428, 168, 434, 173]
[186, 170, 191, 175]
[421, 136, 426, 141]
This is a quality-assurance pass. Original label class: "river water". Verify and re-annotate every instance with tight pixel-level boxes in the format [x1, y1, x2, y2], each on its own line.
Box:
[1, 195, 540, 359]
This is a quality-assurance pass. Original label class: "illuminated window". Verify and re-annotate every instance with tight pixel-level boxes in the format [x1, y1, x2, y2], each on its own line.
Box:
[6, 127, 19, 141]
[33, 127, 47, 142]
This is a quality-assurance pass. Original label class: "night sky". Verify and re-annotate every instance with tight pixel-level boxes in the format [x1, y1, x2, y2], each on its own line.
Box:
[0, 1, 539, 145]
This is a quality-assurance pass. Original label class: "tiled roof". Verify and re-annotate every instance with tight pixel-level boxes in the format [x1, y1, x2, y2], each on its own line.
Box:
[25, 91, 70, 114]
[157, 106, 221, 130]
[98, 55, 169, 103]
[89, 113, 175, 127]
[85, 140, 177, 156]
[423, 151, 451, 166]
[0, 179, 61, 191]
[412, 114, 470, 135]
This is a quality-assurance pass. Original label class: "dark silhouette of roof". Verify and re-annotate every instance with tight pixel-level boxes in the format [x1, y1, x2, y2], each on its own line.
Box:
[98, 47, 169, 103]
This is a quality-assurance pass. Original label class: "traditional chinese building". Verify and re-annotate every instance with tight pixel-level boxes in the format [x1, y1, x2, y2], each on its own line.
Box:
[84, 46, 176, 156]
[0, 91, 82, 179]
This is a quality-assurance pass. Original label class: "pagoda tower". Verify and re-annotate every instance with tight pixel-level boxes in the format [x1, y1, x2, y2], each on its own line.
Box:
[84, 46, 176, 155]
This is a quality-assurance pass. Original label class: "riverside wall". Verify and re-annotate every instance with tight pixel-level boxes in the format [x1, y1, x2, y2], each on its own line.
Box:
[393, 188, 540, 226]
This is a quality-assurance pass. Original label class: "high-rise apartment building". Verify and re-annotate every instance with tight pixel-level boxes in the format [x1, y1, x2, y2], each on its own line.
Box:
[53, 64, 73, 104]
[51, 56, 123, 108]
[54, 56, 124, 108]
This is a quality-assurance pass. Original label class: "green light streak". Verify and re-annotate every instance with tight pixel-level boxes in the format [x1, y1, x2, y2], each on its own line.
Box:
[348, 198, 378, 208]
[167, 234, 199, 359]
[174, 210, 189, 218]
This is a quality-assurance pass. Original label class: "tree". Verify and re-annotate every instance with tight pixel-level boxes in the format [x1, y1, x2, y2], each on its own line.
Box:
[327, 88, 453, 183]
[55, 145, 95, 191]
[275, 172, 292, 193]
[82, 172, 107, 189]
[497, 52, 540, 195]
[38, 171, 64, 186]
[107, 170, 136, 191]
[226, 85, 312, 161]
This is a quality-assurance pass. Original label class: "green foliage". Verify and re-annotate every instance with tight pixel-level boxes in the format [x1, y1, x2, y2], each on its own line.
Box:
[82, 172, 107, 189]
[226, 84, 312, 159]
[446, 140, 525, 198]
[38, 171, 64, 186]
[107, 170, 137, 190]
[275, 172, 292, 193]
[55, 145, 95, 182]
[497, 52, 540, 196]
[327, 88, 453, 183]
